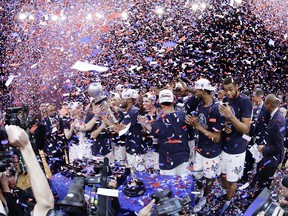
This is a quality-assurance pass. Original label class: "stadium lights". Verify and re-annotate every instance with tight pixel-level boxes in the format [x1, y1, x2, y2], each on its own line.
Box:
[155, 7, 164, 15]
[51, 14, 59, 21]
[28, 14, 34, 20]
[200, 3, 206, 10]
[96, 13, 103, 19]
[86, 14, 92, 20]
[60, 15, 67, 21]
[19, 13, 27, 20]
[192, 4, 199, 11]
[121, 12, 128, 20]
[230, 0, 242, 6]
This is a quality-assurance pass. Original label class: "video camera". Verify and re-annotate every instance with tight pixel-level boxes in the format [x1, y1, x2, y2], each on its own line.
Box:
[0, 104, 30, 147]
[5, 104, 29, 129]
[0, 157, 14, 173]
[56, 176, 101, 216]
[244, 187, 285, 216]
[0, 104, 30, 174]
[61, 158, 130, 188]
[151, 190, 192, 216]
[57, 158, 120, 216]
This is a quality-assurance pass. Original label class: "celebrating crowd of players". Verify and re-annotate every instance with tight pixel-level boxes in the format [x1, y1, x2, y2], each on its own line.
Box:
[27, 76, 288, 214]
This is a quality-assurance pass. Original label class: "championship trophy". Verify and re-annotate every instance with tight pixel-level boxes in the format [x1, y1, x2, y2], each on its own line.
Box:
[87, 82, 118, 123]
[123, 155, 146, 197]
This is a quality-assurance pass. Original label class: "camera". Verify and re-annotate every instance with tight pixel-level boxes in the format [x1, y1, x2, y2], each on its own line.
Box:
[244, 187, 285, 216]
[0, 157, 14, 172]
[5, 104, 29, 129]
[56, 176, 101, 216]
[151, 190, 192, 216]
[0, 105, 30, 174]
[57, 158, 121, 216]
[221, 102, 229, 107]
[189, 111, 198, 116]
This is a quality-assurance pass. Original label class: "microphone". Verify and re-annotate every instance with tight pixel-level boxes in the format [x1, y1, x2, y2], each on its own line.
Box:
[101, 157, 109, 188]
[98, 157, 109, 216]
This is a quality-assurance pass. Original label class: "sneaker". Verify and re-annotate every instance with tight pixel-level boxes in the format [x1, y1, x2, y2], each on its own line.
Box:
[193, 197, 207, 213]
[219, 202, 231, 215]
[217, 189, 227, 200]
[199, 188, 204, 198]
[239, 182, 250, 191]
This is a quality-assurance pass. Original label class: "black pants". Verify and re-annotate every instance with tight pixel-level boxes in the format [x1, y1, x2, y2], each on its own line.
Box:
[251, 163, 277, 194]
[3, 192, 25, 216]
[282, 148, 288, 167]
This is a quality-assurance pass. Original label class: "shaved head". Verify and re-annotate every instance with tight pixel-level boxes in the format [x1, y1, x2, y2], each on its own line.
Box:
[265, 94, 278, 107]
[264, 94, 279, 113]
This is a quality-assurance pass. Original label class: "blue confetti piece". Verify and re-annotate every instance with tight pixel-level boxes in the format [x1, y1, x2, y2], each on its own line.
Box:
[79, 36, 92, 43]
[163, 41, 177, 48]
[263, 160, 271, 166]
[91, 48, 100, 57]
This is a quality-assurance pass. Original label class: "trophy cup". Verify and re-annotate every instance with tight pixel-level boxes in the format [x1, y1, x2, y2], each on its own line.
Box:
[87, 82, 118, 123]
[123, 156, 146, 197]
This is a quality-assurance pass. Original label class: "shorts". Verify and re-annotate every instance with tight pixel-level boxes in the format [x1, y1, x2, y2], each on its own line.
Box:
[112, 143, 126, 164]
[188, 140, 196, 164]
[221, 151, 246, 182]
[192, 152, 221, 179]
[146, 151, 159, 170]
[160, 162, 190, 176]
[91, 151, 115, 164]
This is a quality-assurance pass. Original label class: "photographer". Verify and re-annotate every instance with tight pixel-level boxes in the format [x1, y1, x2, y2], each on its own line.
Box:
[0, 169, 27, 216]
[279, 175, 288, 214]
[5, 125, 54, 216]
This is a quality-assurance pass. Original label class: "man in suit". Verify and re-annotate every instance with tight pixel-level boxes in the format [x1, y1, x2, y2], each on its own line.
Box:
[240, 88, 270, 189]
[253, 94, 285, 195]
[280, 107, 288, 169]
[44, 104, 65, 174]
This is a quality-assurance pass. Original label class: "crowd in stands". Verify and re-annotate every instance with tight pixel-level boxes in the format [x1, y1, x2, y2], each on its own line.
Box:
[0, 0, 287, 112]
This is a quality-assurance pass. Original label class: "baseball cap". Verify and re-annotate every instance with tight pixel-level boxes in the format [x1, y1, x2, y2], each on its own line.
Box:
[121, 89, 139, 99]
[282, 175, 288, 188]
[69, 102, 82, 111]
[159, 89, 174, 103]
[110, 92, 121, 99]
[144, 92, 157, 102]
[195, 78, 215, 91]
[115, 84, 124, 92]
[175, 82, 183, 89]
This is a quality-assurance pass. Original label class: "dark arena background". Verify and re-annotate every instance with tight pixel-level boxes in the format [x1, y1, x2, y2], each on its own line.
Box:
[0, 0, 287, 112]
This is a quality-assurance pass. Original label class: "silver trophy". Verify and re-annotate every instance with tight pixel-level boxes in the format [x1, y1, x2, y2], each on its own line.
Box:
[88, 82, 118, 123]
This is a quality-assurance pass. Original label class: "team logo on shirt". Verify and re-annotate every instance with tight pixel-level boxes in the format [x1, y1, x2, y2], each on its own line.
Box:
[198, 113, 208, 129]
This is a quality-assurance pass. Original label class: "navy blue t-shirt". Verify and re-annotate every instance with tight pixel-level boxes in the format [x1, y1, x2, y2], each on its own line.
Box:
[63, 119, 80, 146]
[122, 106, 149, 155]
[185, 95, 200, 141]
[222, 93, 252, 154]
[151, 111, 190, 170]
[144, 112, 159, 152]
[196, 101, 224, 158]
[84, 114, 112, 156]
[185, 95, 200, 115]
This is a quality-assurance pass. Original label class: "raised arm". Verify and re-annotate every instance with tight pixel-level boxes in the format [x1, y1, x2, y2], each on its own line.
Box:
[5, 125, 54, 216]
